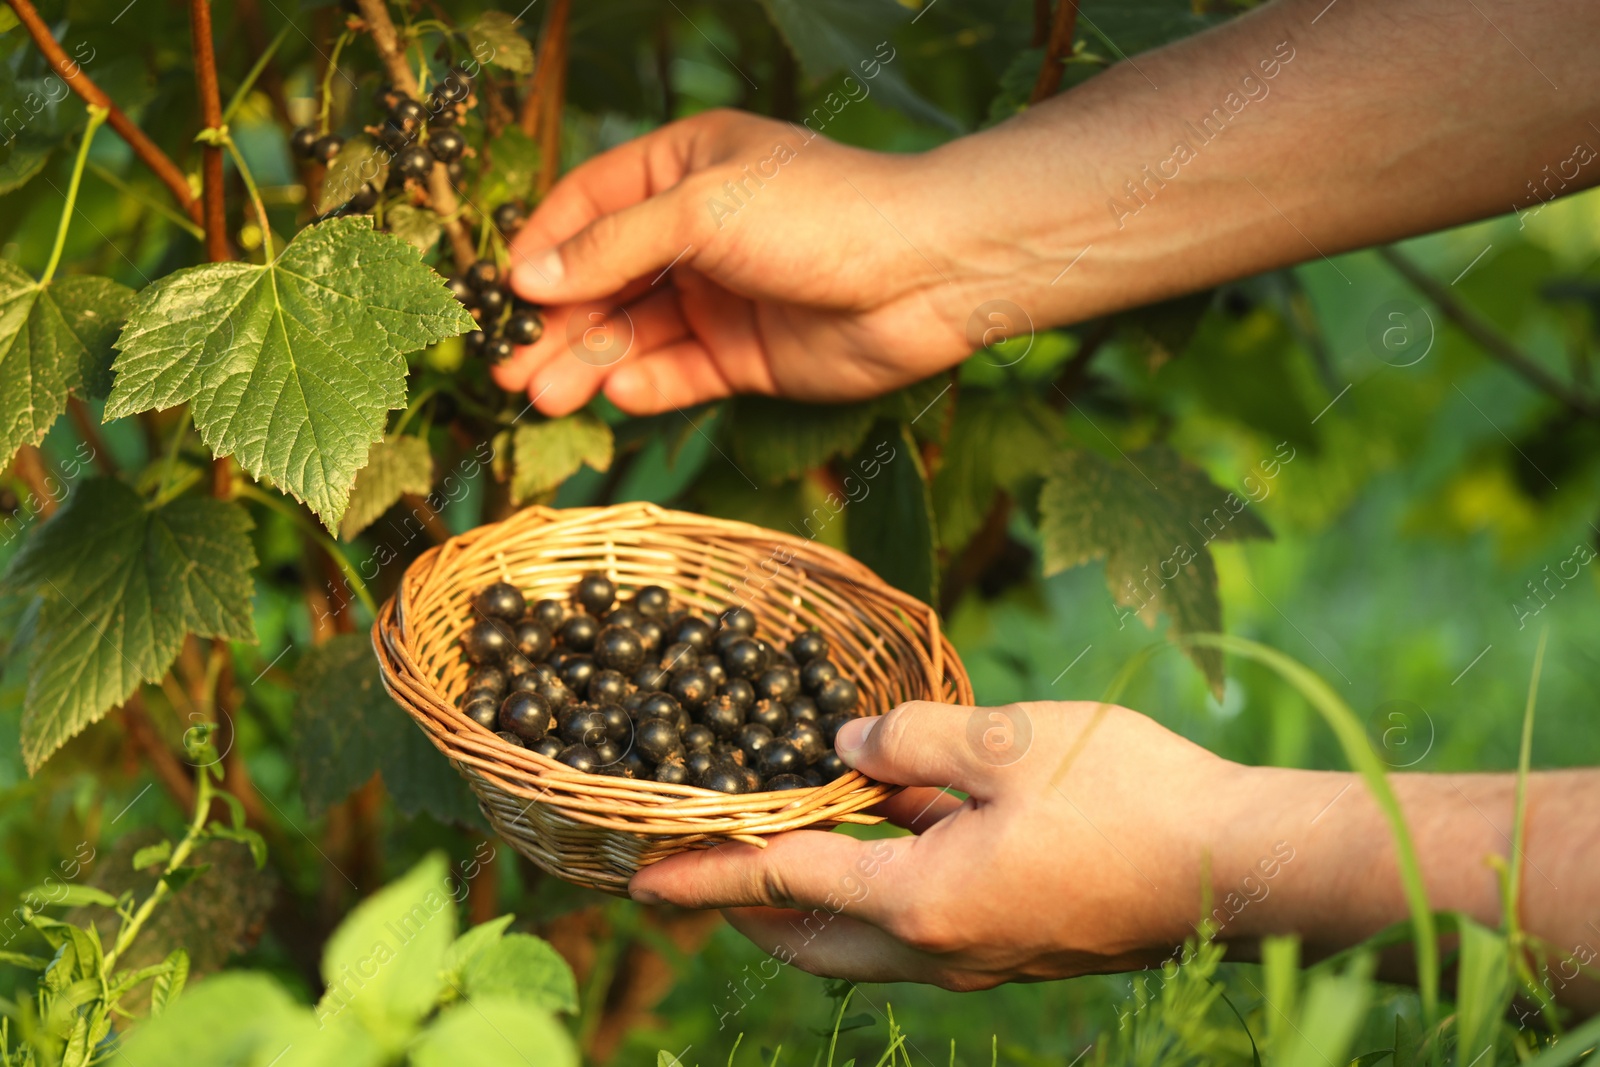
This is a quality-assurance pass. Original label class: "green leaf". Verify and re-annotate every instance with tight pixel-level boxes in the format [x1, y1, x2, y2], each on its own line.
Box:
[1116, 290, 1215, 363]
[729, 397, 876, 485]
[466, 11, 534, 74]
[104, 217, 475, 530]
[409, 996, 578, 1067]
[148, 948, 188, 1016]
[318, 853, 456, 1031]
[117, 972, 309, 1062]
[476, 126, 540, 209]
[845, 421, 937, 606]
[209, 824, 268, 869]
[0, 134, 52, 195]
[340, 434, 434, 540]
[293, 633, 480, 823]
[0, 950, 48, 970]
[460, 933, 578, 1014]
[0, 263, 136, 468]
[387, 204, 443, 254]
[1453, 916, 1511, 1067]
[1278, 954, 1375, 1067]
[511, 413, 614, 504]
[23, 884, 116, 908]
[1038, 444, 1270, 694]
[1, 479, 257, 772]
[877, 376, 954, 441]
[932, 390, 1058, 552]
[442, 914, 515, 981]
[317, 136, 387, 214]
[160, 864, 210, 893]
[131, 840, 173, 870]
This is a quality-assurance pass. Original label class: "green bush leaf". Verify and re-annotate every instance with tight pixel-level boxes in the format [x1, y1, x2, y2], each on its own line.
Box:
[729, 397, 877, 485]
[148, 948, 188, 1017]
[104, 217, 475, 530]
[442, 914, 515, 981]
[340, 434, 434, 541]
[1039, 444, 1270, 694]
[1278, 954, 1375, 1067]
[460, 933, 578, 1014]
[410, 996, 578, 1067]
[317, 136, 388, 214]
[23, 884, 116, 908]
[476, 126, 540, 209]
[0, 479, 257, 772]
[387, 204, 443, 254]
[1453, 916, 1511, 1067]
[511, 413, 614, 504]
[0, 263, 136, 468]
[293, 633, 480, 824]
[845, 421, 937, 606]
[116, 973, 303, 1061]
[317, 852, 456, 1032]
[931, 390, 1058, 552]
[466, 11, 534, 74]
[131, 840, 173, 870]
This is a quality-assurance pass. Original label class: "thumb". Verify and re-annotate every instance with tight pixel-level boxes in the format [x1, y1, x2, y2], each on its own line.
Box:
[509, 188, 698, 305]
[836, 700, 1017, 798]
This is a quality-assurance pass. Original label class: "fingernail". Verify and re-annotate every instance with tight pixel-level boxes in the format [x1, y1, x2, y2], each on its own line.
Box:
[513, 247, 564, 293]
[835, 716, 878, 765]
[629, 885, 662, 905]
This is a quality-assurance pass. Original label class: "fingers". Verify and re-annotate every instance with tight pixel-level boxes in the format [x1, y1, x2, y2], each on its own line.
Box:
[868, 787, 967, 832]
[603, 342, 733, 414]
[835, 701, 1000, 798]
[628, 830, 906, 926]
[723, 907, 961, 987]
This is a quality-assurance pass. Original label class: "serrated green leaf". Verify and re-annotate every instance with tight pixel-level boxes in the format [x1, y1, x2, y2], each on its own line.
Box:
[1, 479, 257, 772]
[131, 840, 173, 870]
[340, 434, 434, 540]
[117, 973, 308, 1062]
[460, 933, 578, 1014]
[511, 412, 614, 504]
[466, 11, 534, 74]
[932, 391, 1058, 552]
[387, 204, 443, 253]
[730, 397, 876, 485]
[0, 263, 136, 467]
[318, 853, 455, 1031]
[0, 135, 51, 195]
[148, 948, 188, 1016]
[845, 421, 937, 606]
[104, 217, 475, 530]
[442, 914, 515, 984]
[476, 126, 540, 209]
[293, 632, 479, 824]
[1038, 445, 1270, 693]
[410, 996, 578, 1067]
[878, 376, 953, 440]
[317, 135, 387, 214]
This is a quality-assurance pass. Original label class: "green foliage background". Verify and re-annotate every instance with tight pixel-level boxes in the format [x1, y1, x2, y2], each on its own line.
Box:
[0, 0, 1597, 1062]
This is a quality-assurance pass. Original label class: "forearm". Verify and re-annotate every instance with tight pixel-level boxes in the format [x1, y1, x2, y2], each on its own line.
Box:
[1213, 766, 1600, 1010]
[912, 0, 1600, 327]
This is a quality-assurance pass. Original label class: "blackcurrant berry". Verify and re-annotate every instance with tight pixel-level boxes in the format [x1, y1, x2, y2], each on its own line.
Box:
[789, 630, 828, 664]
[495, 730, 525, 748]
[475, 285, 506, 317]
[816, 751, 848, 782]
[535, 680, 574, 711]
[557, 744, 599, 772]
[425, 92, 460, 123]
[347, 181, 380, 213]
[672, 616, 714, 651]
[593, 739, 623, 766]
[658, 641, 697, 672]
[599, 703, 632, 744]
[669, 668, 713, 711]
[720, 607, 757, 636]
[559, 655, 596, 695]
[720, 677, 755, 709]
[603, 605, 643, 630]
[757, 741, 804, 778]
[788, 696, 819, 724]
[468, 665, 508, 693]
[466, 259, 499, 290]
[722, 637, 765, 680]
[389, 97, 426, 132]
[587, 668, 627, 704]
[310, 134, 344, 164]
[697, 693, 743, 739]
[378, 120, 413, 152]
[685, 750, 715, 778]
[697, 763, 746, 794]
[637, 718, 682, 763]
[532, 736, 564, 759]
[499, 691, 553, 742]
[559, 614, 598, 652]
[463, 695, 498, 729]
[463, 618, 514, 663]
[532, 599, 566, 629]
[635, 617, 665, 654]
[784, 721, 826, 763]
[395, 145, 432, 179]
[747, 698, 787, 733]
[559, 707, 608, 748]
[637, 692, 681, 722]
[632, 665, 669, 692]
[755, 666, 799, 703]
[800, 658, 840, 694]
[428, 127, 465, 162]
[474, 581, 525, 620]
[290, 126, 319, 159]
[736, 723, 773, 761]
[700, 657, 727, 689]
[763, 773, 809, 791]
[507, 671, 542, 695]
[621, 749, 650, 778]
[575, 572, 616, 615]
[737, 766, 762, 793]
[463, 329, 487, 354]
[633, 585, 671, 616]
[492, 201, 526, 232]
[816, 677, 859, 716]
[654, 758, 690, 785]
[594, 625, 645, 673]
[513, 621, 553, 661]
[682, 724, 715, 754]
[436, 69, 472, 104]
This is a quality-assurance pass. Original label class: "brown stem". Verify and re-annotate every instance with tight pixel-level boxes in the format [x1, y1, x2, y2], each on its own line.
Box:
[400, 492, 452, 543]
[1379, 247, 1600, 419]
[189, 0, 230, 261]
[1029, 0, 1081, 104]
[120, 694, 198, 813]
[466, 840, 499, 927]
[5, 0, 201, 226]
[10, 446, 58, 518]
[233, 0, 295, 140]
[938, 493, 1012, 616]
[354, 0, 477, 266]
[350, 776, 384, 894]
[520, 0, 570, 195]
[1031, 0, 1051, 48]
[586, 909, 725, 1063]
[1047, 318, 1115, 410]
[66, 399, 116, 476]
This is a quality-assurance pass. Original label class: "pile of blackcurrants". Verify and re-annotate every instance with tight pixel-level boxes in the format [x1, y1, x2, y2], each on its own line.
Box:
[458, 574, 863, 794]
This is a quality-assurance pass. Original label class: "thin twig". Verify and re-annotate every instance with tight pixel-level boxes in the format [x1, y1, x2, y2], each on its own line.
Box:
[10, 446, 58, 518]
[355, 0, 477, 266]
[67, 399, 116, 476]
[1379, 246, 1600, 419]
[5, 0, 202, 226]
[1029, 0, 1081, 103]
[189, 0, 230, 261]
[519, 0, 570, 195]
[400, 492, 452, 543]
[119, 694, 197, 814]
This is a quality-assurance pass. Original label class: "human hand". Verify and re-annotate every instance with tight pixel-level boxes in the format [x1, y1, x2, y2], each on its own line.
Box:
[492, 109, 995, 417]
[626, 699, 1250, 990]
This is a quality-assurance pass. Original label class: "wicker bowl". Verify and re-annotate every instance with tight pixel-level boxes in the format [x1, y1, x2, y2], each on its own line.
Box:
[372, 501, 972, 894]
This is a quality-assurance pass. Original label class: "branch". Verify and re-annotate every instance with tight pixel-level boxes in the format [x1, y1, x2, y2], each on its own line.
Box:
[354, 0, 477, 267]
[188, 0, 230, 261]
[119, 694, 198, 814]
[1379, 246, 1600, 419]
[1029, 0, 1080, 104]
[10, 446, 58, 518]
[66, 398, 115, 476]
[519, 0, 570, 195]
[5, 0, 201, 226]
[400, 491, 452, 543]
